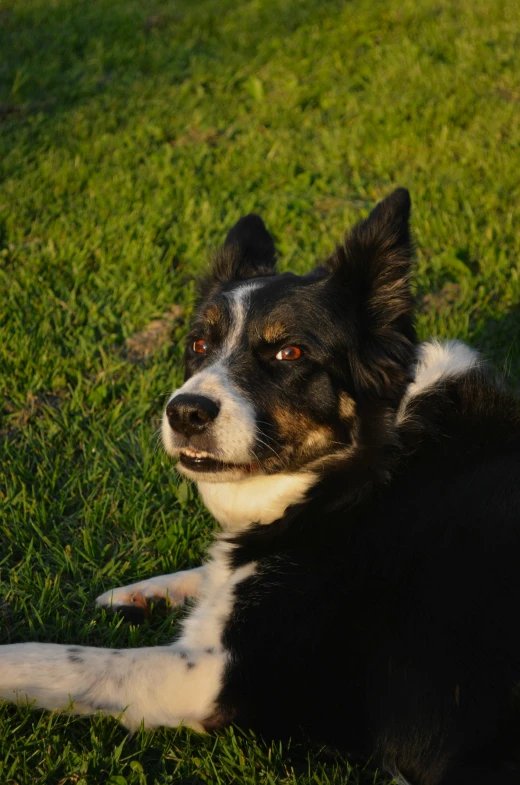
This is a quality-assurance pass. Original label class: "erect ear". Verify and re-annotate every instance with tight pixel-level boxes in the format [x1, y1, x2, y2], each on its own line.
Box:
[210, 214, 277, 283]
[325, 188, 416, 401]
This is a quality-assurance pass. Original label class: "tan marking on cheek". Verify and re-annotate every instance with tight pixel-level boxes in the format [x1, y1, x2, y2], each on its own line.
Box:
[271, 406, 334, 453]
[302, 427, 334, 453]
[263, 323, 287, 343]
[271, 405, 311, 440]
[339, 392, 356, 420]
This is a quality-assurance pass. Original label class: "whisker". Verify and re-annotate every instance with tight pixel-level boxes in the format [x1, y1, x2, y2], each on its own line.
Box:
[254, 423, 284, 448]
[255, 430, 283, 447]
[255, 436, 281, 459]
[151, 427, 166, 456]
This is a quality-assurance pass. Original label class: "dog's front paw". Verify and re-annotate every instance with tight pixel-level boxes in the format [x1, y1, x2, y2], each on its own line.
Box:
[95, 587, 156, 623]
[96, 573, 197, 623]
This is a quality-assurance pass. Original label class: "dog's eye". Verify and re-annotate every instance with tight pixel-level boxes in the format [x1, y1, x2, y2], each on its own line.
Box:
[275, 346, 302, 361]
[193, 339, 209, 354]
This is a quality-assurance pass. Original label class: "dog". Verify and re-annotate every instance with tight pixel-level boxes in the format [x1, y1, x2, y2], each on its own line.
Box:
[2, 188, 520, 785]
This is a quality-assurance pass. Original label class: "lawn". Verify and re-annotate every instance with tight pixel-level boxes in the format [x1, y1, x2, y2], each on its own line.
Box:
[1, 0, 520, 782]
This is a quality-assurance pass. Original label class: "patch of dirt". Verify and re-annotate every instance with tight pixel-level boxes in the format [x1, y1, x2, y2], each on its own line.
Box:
[124, 305, 184, 363]
[1, 392, 63, 439]
[6, 236, 42, 252]
[497, 87, 520, 103]
[143, 12, 182, 31]
[314, 195, 346, 216]
[0, 103, 23, 121]
[418, 282, 462, 313]
[313, 195, 370, 217]
[0, 101, 55, 122]
[170, 128, 223, 147]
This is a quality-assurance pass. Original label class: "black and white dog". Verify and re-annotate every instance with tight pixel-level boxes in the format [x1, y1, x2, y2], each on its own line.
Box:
[2, 188, 520, 784]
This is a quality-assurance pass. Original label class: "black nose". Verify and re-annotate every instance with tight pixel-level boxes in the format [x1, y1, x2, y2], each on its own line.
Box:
[166, 394, 220, 438]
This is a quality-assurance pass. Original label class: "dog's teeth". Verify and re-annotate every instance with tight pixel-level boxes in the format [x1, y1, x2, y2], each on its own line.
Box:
[181, 448, 213, 459]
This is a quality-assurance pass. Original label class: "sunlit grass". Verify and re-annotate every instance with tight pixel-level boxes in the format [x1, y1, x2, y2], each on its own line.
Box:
[1, 0, 520, 781]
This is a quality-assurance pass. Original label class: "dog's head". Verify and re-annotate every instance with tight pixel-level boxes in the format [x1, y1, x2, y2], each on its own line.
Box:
[162, 188, 416, 483]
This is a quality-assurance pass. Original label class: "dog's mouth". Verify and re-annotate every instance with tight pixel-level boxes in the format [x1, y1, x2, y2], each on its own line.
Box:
[179, 448, 258, 475]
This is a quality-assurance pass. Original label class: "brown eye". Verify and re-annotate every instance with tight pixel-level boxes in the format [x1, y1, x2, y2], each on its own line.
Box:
[275, 345, 302, 361]
[193, 339, 208, 354]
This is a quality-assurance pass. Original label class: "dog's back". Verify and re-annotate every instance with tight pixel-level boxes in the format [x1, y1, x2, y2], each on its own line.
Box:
[211, 362, 520, 784]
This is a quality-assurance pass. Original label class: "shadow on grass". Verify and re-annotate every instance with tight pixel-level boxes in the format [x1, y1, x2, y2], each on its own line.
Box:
[0, 0, 348, 130]
[473, 307, 520, 387]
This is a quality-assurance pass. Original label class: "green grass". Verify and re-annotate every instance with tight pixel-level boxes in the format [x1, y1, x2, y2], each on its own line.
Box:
[1, 0, 520, 781]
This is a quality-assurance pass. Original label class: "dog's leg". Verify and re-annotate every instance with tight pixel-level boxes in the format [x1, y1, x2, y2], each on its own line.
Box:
[96, 566, 205, 620]
[0, 640, 223, 731]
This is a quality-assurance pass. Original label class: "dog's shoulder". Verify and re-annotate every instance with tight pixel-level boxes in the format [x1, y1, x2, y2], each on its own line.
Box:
[398, 340, 520, 452]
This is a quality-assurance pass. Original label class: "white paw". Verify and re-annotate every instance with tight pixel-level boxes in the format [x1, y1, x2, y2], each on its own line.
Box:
[95, 571, 202, 618]
[96, 584, 178, 612]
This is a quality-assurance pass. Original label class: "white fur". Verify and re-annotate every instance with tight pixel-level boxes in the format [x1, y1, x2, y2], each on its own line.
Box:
[391, 771, 413, 785]
[95, 566, 205, 609]
[197, 472, 317, 531]
[221, 283, 261, 358]
[0, 545, 255, 732]
[0, 641, 224, 732]
[398, 340, 479, 421]
[180, 540, 256, 650]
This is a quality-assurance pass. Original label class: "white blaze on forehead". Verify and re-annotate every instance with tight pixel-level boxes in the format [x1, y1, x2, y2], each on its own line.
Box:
[220, 281, 264, 358]
[162, 281, 266, 464]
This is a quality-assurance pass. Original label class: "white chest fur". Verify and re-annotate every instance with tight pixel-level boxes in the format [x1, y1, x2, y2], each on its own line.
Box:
[180, 540, 256, 652]
[197, 472, 317, 531]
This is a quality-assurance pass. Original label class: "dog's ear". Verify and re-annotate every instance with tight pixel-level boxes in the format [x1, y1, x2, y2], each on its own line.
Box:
[325, 188, 416, 401]
[211, 214, 277, 283]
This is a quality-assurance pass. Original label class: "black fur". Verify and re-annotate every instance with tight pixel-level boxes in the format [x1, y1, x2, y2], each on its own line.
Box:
[324, 186, 416, 401]
[182, 190, 520, 784]
[67, 646, 85, 664]
[216, 370, 520, 784]
[197, 213, 277, 301]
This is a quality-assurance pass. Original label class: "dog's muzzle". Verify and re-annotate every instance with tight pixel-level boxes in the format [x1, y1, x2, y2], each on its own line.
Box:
[163, 379, 258, 477]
